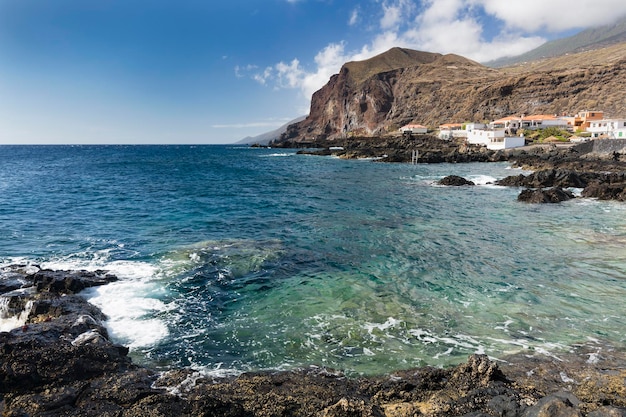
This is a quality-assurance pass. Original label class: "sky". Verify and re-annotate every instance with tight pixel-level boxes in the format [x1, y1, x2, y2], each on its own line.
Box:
[1, 0, 626, 144]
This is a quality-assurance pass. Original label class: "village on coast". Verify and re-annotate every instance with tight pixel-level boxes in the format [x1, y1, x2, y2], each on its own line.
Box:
[400, 110, 626, 150]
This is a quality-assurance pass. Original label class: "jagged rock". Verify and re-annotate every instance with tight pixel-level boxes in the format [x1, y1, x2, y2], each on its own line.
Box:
[3, 266, 626, 416]
[31, 269, 118, 294]
[496, 169, 588, 188]
[319, 398, 383, 417]
[521, 392, 582, 417]
[518, 187, 575, 203]
[438, 175, 475, 186]
[587, 407, 626, 417]
[582, 182, 626, 201]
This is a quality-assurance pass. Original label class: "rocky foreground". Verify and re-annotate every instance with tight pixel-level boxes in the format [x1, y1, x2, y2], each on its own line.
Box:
[283, 135, 626, 203]
[1, 266, 626, 416]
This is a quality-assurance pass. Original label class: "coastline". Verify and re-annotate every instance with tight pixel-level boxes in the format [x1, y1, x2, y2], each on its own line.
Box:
[287, 136, 626, 202]
[1, 266, 625, 416]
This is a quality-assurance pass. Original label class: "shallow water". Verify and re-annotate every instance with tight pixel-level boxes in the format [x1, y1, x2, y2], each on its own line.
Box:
[1, 145, 625, 375]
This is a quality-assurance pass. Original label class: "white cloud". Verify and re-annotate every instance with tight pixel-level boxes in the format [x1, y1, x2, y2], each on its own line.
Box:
[380, 2, 402, 29]
[407, 0, 546, 62]
[253, 67, 273, 85]
[474, 0, 626, 32]
[246, 0, 626, 104]
[349, 8, 359, 26]
[380, 0, 415, 29]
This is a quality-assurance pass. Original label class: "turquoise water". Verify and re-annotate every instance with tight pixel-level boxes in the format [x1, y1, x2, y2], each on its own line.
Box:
[1, 145, 625, 376]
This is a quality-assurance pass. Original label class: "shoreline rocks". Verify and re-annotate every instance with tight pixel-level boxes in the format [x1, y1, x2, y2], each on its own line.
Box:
[287, 136, 626, 203]
[2, 266, 626, 416]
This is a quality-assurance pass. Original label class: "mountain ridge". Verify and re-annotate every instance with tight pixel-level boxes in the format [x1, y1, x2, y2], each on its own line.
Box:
[486, 15, 626, 67]
[235, 116, 306, 145]
[275, 42, 626, 144]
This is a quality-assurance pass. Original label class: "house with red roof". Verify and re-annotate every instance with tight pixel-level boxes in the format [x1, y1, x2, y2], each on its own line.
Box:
[399, 124, 428, 135]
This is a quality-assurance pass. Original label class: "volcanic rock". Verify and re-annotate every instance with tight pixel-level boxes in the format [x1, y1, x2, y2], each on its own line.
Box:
[438, 175, 475, 186]
[581, 181, 626, 201]
[3, 266, 626, 416]
[496, 169, 589, 188]
[518, 187, 575, 203]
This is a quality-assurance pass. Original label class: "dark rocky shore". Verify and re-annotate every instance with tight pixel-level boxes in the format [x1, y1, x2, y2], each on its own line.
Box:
[2, 266, 626, 416]
[282, 136, 626, 203]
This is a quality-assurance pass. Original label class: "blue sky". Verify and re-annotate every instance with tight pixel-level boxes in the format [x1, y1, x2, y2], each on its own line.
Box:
[1, 0, 625, 144]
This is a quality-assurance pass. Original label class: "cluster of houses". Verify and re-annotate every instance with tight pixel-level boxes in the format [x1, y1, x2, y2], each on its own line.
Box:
[400, 111, 626, 150]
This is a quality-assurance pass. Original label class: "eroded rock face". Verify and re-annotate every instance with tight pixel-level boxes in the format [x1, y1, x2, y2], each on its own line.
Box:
[277, 47, 626, 144]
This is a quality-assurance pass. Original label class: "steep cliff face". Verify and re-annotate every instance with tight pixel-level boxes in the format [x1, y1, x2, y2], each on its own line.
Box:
[278, 45, 626, 143]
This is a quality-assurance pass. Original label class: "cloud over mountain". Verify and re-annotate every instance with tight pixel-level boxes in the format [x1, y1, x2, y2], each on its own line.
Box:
[249, 0, 626, 103]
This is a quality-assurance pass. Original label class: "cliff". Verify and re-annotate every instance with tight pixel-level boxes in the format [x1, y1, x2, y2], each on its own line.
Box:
[277, 44, 626, 143]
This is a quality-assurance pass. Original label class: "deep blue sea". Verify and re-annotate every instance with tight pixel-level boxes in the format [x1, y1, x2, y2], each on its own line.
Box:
[1, 145, 625, 376]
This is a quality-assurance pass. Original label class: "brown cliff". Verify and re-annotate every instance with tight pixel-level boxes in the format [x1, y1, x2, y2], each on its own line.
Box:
[277, 44, 626, 143]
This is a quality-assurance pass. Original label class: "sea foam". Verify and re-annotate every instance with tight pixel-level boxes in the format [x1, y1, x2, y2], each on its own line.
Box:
[41, 255, 172, 350]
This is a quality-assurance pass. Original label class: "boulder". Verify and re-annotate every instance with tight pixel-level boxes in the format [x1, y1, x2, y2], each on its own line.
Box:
[438, 175, 475, 186]
[497, 169, 588, 188]
[32, 269, 118, 294]
[582, 182, 626, 201]
[518, 187, 575, 203]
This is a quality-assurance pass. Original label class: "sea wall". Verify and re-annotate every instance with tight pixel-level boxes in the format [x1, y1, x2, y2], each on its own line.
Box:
[574, 139, 626, 155]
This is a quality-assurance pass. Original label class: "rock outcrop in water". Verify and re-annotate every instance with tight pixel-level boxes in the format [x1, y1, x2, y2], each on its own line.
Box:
[288, 135, 626, 203]
[438, 175, 476, 186]
[2, 265, 626, 416]
[517, 187, 575, 203]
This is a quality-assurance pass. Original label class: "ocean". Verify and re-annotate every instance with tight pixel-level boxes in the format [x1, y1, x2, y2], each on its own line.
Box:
[1, 145, 625, 376]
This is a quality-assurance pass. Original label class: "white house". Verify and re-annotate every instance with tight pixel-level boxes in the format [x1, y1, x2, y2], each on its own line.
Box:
[464, 123, 486, 131]
[467, 128, 525, 150]
[438, 123, 463, 140]
[400, 124, 428, 134]
[438, 123, 486, 140]
[490, 114, 567, 132]
[613, 129, 626, 139]
[520, 114, 568, 130]
[587, 119, 626, 138]
[490, 116, 521, 133]
[467, 128, 505, 146]
[487, 135, 526, 150]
